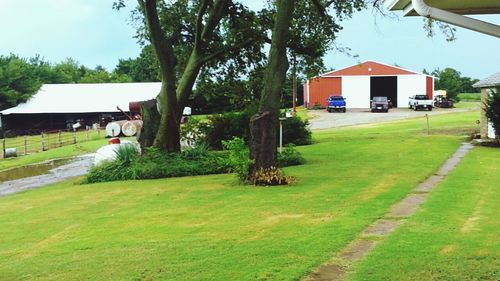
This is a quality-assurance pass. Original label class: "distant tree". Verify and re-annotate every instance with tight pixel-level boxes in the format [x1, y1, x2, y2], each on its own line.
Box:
[115, 45, 161, 82]
[81, 66, 132, 83]
[433, 68, 480, 101]
[0, 54, 42, 110]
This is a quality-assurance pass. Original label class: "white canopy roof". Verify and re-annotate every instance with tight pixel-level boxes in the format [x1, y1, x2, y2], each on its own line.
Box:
[1, 82, 161, 115]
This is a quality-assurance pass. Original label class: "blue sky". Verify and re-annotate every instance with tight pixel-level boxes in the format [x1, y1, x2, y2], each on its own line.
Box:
[0, 0, 498, 79]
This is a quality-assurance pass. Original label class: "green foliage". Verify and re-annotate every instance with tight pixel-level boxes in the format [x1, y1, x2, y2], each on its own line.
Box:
[180, 117, 211, 147]
[114, 45, 160, 82]
[114, 144, 139, 165]
[277, 144, 305, 167]
[281, 116, 312, 145]
[433, 68, 480, 101]
[249, 166, 295, 186]
[0, 54, 42, 110]
[457, 93, 481, 101]
[84, 145, 231, 184]
[484, 88, 500, 139]
[222, 137, 253, 182]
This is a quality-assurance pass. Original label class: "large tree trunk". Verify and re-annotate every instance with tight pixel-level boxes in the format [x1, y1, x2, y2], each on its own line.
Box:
[153, 84, 181, 152]
[249, 0, 295, 173]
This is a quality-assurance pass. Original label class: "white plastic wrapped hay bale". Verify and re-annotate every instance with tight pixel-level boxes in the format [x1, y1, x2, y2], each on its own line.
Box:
[93, 140, 141, 166]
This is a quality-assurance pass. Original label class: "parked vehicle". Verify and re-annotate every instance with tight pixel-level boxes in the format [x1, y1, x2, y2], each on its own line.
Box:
[409, 95, 433, 111]
[371, 96, 390, 113]
[327, 95, 346, 113]
[433, 95, 454, 108]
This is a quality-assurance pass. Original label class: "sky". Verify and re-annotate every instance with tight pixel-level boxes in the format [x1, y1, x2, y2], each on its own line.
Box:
[0, 0, 499, 79]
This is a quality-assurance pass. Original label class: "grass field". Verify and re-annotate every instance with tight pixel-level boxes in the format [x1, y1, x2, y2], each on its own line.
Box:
[458, 92, 481, 102]
[0, 138, 109, 172]
[349, 147, 499, 281]
[0, 110, 492, 281]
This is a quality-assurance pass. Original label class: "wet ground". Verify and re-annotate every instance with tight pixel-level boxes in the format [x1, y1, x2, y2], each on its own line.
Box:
[0, 154, 94, 197]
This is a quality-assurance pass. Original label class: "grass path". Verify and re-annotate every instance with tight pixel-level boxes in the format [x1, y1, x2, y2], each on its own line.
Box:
[0, 111, 481, 280]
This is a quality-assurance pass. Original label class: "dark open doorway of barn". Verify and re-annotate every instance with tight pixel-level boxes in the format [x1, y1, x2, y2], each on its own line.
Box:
[370, 76, 398, 107]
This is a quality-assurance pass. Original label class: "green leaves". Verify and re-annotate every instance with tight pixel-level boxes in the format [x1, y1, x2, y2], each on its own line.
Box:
[0, 54, 42, 110]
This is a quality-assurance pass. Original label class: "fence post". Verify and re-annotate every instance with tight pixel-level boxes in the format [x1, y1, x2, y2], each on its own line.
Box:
[24, 135, 27, 155]
[73, 131, 77, 144]
[86, 128, 89, 141]
[58, 130, 62, 147]
[41, 132, 45, 151]
[2, 138, 5, 158]
[426, 114, 430, 135]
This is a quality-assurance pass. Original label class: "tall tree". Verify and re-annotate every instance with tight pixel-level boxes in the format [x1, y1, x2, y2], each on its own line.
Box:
[115, 0, 263, 152]
[248, 0, 369, 177]
[0, 55, 42, 110]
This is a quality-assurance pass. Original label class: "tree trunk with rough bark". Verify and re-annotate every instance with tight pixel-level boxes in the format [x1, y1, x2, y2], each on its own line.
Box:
[249, 0, 295, 173]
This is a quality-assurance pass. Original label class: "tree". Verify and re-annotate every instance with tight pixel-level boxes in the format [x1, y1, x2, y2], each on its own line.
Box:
[115, 45, 161, 82]
[114, 0, 264, 152]
[248, 0, 369, 178]
[0, 54, 42, 111]
[433, 67, 480, 101]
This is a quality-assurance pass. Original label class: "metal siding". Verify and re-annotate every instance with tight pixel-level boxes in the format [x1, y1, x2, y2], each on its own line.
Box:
[342, 76, 370, 108]
[308, 77, 342, 108]
[397, 75, 427, 108]
[426, 76, 434, 99]
[323, 61, 416, 76]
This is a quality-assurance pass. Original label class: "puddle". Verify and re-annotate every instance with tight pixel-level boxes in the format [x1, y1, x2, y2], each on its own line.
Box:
[0, 154, 94, 197]
[0, 159, 72, 183]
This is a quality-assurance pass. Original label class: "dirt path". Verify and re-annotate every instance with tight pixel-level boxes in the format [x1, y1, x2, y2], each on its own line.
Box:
[308, 107, 478, 130]
[305, 143, 474, 281]
[0, 154, 94, 197]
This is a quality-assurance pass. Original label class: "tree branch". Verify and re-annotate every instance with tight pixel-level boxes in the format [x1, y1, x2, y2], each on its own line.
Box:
[201, 0, 230, 42]
[200, 37, 257, 65]
[194, 0, 210, 51]
[141, 0, 176, 82]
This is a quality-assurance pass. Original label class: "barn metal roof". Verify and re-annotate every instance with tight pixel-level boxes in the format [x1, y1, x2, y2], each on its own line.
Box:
[0, 82, 161, 115]
[473, 71, 500, 88]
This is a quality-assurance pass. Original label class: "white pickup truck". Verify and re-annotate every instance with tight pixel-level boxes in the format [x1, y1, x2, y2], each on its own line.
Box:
[408, 95, 433, 111]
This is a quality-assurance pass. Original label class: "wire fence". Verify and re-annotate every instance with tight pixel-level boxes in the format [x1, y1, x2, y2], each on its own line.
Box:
[1, 129, 105, 159]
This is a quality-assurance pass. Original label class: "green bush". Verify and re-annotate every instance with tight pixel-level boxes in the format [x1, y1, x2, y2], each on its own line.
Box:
[222, 137, 253, 182]
[277, 144, 305, 167]
[84, 146, 231, 184]
[281, 117, 312, 145]
[485, 88, 500, 139]
[198, 110, 311, 150]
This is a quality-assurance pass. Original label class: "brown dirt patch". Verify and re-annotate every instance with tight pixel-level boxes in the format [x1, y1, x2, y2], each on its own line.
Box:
[306, 264, 346, 281]
[362, 219, 402, 236]
[388, 194, 427, 218]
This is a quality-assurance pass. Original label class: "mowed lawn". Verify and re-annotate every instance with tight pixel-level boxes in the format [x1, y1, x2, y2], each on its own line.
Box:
[0, 111, 483, 280]
[349, 146, 500, 281]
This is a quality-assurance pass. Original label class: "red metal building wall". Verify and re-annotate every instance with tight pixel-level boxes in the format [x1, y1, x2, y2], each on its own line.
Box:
[426, 76, 434, 99]
[308, 77, 342, 108]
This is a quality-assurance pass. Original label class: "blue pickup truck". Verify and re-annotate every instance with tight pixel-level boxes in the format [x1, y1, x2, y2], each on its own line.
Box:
[327, 95, 346, 113]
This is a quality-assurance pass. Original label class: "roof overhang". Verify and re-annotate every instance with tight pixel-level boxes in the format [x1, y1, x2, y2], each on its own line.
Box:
[386, 0, 500, 16]
[385, 0, 500, 38]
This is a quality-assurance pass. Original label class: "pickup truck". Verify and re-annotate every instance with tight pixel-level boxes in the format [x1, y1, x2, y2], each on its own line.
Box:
[371, 96, 389, 113]
[327, 95, 346, 113]
[409, 95, 433, 111]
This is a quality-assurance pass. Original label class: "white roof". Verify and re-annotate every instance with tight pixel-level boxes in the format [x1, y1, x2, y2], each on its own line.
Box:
[1, 82, 161, 115]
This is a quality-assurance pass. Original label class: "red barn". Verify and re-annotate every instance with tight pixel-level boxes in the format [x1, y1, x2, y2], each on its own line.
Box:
[304, 61, 434, 108]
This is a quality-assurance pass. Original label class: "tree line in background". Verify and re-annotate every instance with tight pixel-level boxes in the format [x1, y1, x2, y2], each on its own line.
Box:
[423, 67, 480, 102]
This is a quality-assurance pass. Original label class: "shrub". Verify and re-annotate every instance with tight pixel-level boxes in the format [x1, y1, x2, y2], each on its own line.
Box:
[281, 117, 312, 145]
[485, 88, 500, 139]
[277, 144, 305, 167]
[180, 118, 211, 147]
[222, 137, 253, 182]
[115, 144, 139, 165]
[249, 166, 295, 186]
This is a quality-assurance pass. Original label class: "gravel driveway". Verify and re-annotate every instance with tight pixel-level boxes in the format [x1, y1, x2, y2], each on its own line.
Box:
[308, 106, 479, 130]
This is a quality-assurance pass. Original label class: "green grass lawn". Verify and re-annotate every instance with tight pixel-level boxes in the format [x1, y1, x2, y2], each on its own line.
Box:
[0, 138, 109, 172]
[0, 111, 485, 281]
[349, 146, 500, 281]
[458, 92, 481, 102]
